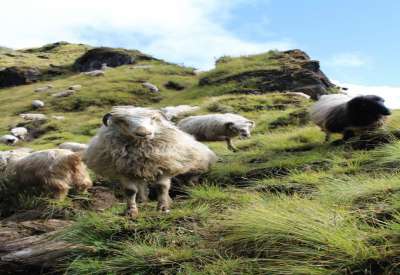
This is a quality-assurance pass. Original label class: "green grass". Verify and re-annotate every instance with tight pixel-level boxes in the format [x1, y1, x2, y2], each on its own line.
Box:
[199, 51, 282, 84]
[2, 43, 400, 274]
[217, 196, 392, 274]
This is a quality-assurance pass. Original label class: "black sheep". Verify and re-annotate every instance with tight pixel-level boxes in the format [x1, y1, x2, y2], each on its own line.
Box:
[310, 94, 391, 141]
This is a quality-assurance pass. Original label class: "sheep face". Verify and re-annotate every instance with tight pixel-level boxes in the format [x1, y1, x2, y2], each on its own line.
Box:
[347, 95, 391, 127]
[104, 108, 166, 140]
[226, 120, 255, 139]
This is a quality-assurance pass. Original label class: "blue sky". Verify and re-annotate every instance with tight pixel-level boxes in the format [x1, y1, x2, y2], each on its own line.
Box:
[1, 0, 399, 94]
[221, 0, 400, 86]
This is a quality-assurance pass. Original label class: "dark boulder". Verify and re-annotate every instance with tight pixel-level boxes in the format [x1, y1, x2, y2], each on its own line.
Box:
[73, 47, 135, 72]
[0, 67, 42, 88]
[164, 80, 185, 91]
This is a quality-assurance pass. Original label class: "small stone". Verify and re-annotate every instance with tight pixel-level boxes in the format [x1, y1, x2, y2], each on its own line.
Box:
[32, 100, 45, 109]
[68, 85, 82, 91]
[52, 90, 75, 98]
[0, 134, 19, 145]
[142, 82, 159, 93]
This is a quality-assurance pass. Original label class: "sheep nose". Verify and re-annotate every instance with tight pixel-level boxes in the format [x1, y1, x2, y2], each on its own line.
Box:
[135, 127, 151, 137]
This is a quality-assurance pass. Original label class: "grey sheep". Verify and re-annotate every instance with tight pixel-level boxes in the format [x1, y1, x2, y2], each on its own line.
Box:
[178, 113, 255, 152]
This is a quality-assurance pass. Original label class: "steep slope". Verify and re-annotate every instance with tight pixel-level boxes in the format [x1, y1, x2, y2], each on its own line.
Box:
[1, 43, 400, 274]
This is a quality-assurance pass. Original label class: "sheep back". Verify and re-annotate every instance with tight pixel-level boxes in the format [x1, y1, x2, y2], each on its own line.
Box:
[13, 149, 92, 196]
[178, 113, 250, 141]
[310, 94, 351, 132]
[84, 123, 216, 181]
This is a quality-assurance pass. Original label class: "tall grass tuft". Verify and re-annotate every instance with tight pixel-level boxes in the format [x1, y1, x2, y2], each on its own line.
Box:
[217, 196, 387, 274]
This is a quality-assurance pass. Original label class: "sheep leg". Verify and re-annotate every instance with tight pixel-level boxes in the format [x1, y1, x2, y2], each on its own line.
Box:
[226, 138, 238, 152]
[343, 130, 355, 141]
[324, 132, 331, 142]
[122, 179, 139, 219]
[137, 183, 149, 203]
[188, 174, 200, 186]
[155, 176, 172, 213]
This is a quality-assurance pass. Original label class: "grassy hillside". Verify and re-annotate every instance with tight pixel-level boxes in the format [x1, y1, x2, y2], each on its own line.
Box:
[1, 43, 400, 274]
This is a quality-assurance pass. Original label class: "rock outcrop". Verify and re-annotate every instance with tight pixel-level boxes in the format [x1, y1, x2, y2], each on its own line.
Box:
[199, 49, 336, 99]
[73, 47, 136, 72]
[0, 67, 42, 88]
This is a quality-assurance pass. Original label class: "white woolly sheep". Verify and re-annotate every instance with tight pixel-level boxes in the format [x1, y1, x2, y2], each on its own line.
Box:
[310, 94, 391, 141]
[142, 82, 159, 93]
[59, 142, 88, 153]
[32, 100, 45, 109]
[11, 127, 28, 140]
[20, 113, 47, 122]
[6, 149, 92, 199]
[178, 113, 255, 152]
[161, 105, 200, 120]
[84, 106, 217, 218]
[0, 135, 19, 145]
[83, 70, 105, 77]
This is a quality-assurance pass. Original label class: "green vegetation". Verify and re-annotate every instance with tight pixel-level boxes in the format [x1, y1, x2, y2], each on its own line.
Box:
[199, 51, 282, 83]
[1, 43, 400, 274]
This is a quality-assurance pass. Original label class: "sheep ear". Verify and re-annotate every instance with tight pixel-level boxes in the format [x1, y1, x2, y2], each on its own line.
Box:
[225, 122, 234, 129]
[102, 113, 112, 126]
[247, 120, 255, 128]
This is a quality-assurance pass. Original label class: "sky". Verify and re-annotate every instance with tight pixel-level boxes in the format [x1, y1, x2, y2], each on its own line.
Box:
[1, 0, 400, 106]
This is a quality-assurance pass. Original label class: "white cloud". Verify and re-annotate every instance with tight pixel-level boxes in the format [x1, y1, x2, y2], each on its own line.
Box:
[327, 53, 369, 68]
[0, 0, 293, 69]
[333, 80, 400, 109]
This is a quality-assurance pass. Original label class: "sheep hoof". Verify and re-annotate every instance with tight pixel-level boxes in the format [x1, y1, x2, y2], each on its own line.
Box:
[157, 204, 170, 214]
[125, 207, 139, 219]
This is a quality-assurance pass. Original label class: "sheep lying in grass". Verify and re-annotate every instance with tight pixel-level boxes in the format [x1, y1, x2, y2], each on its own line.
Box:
[178, 113, 255, 152]
[84, 106, 217, 218]
[4, 149, 92, 199]
[310, 94, 391, 142]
